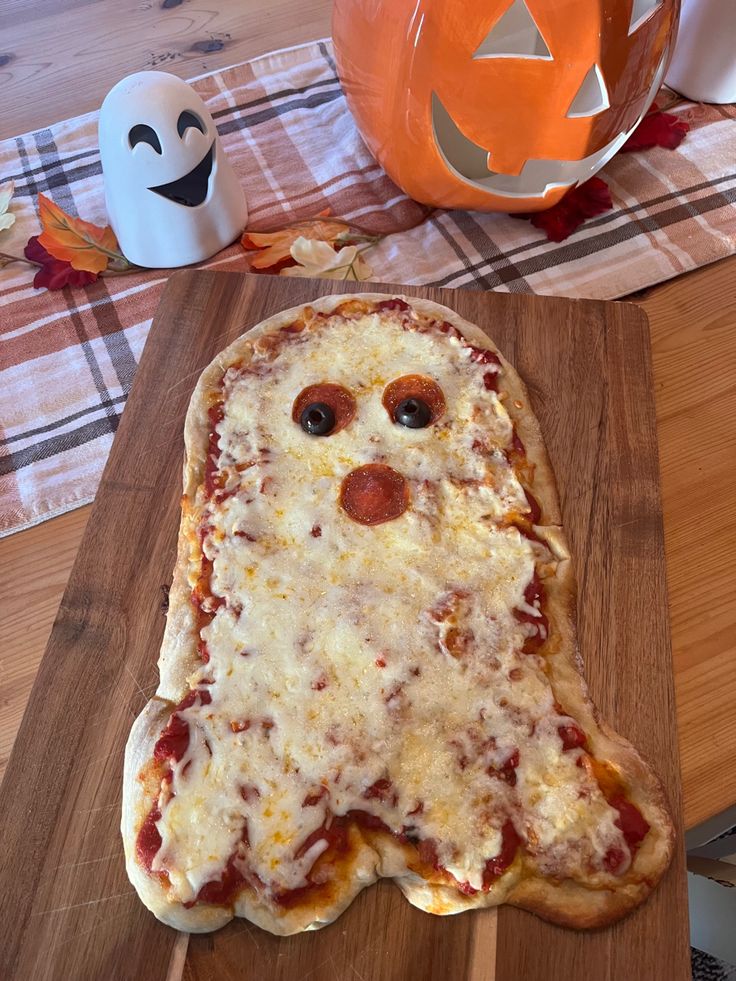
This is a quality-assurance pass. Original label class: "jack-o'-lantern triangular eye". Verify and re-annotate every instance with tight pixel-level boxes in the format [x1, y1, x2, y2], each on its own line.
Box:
[629, 0, 663, 34]
[566, 64, 610, 118]
[473, 0, 552, 60]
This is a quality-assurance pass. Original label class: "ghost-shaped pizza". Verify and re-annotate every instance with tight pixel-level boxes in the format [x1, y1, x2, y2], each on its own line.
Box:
[122, 294, 674, 935]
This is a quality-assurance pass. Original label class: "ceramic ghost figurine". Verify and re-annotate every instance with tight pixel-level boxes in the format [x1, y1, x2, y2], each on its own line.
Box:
[99, 71, 247, 268]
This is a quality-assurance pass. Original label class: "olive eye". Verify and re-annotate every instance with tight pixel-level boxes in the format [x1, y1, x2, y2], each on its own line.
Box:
[129, 124, 162, 154]
[292, 383, 357, 437]
[300, 402, 336, 436]
[177, 110, 205, 138]
[394, 397, 431, 429]
[383, 375, 446, 427]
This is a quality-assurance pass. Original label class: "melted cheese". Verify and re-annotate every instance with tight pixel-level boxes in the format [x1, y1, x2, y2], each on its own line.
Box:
[150, 308, 628, 903]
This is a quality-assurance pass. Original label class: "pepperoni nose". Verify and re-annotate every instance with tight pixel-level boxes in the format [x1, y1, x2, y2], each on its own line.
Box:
[340, 464, 409, 526]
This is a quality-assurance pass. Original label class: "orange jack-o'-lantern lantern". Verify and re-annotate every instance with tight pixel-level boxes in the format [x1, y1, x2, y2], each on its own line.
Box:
[332, 0, 679, 212]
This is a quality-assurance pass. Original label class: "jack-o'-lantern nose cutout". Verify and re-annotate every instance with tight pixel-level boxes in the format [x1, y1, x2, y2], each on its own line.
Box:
[473, 0, 551, 60]
[566, 65, 610, 118]
[340, 464, 409, 526]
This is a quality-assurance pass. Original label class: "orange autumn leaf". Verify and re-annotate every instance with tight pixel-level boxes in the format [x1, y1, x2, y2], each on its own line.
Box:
[242, 211, 346, 271]
[37, 192, 122, 274]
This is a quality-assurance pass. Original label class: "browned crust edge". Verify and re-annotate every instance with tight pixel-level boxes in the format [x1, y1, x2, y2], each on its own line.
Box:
[121, 291, 675, 935]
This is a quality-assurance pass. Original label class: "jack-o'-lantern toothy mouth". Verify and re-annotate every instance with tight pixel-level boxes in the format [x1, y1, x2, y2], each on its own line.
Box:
[430, 51, 667, 201]
[148, 141, 215, 208]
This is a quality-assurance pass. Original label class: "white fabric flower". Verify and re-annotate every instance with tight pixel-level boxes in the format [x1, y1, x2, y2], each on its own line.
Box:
[282, 237, 373, 281]
[0, 180, 16, 232]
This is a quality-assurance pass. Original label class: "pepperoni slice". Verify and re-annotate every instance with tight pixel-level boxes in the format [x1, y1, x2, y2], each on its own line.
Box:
[292, 383, 356, 435]
[340, 464, 409, 525]
[382, 375, 445, 425]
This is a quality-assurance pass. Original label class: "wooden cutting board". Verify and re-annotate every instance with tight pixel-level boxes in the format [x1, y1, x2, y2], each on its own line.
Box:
[0, 272, 689, 981]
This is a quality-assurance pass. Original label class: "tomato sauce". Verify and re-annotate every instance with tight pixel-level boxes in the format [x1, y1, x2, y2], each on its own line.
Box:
[514, 573, 550, 655]
[558, 723, 587, 751]
[482, 821, 521, 888]
[203, 402, 224, 498]
[136, 805, 163, 872]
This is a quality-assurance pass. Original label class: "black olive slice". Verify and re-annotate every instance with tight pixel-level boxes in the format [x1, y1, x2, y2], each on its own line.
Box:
[394, 397, 431, 429]
[300, 402, 336, 436]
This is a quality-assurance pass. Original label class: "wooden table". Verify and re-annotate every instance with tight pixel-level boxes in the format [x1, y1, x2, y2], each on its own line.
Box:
[1, 0, 735, 834]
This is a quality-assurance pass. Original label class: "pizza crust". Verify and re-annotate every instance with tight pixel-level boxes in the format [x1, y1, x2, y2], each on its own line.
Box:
[122, 291, 675, 935]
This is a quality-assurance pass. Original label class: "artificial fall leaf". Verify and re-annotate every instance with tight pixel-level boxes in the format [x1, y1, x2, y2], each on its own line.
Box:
[515, 177, 613, 243]
[281, 237, 373, 281]
[37, 192, 122, 274]
[621, 102, 689, 152]
[0, 180, 16, 232]
[242, 213, 346, 272]
[24, 235, 98, 291]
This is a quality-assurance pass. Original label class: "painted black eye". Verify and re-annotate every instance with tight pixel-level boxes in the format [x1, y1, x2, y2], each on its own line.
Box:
[129, 124, 161, 154]
[394, 398, 431, 429]
[300, 402, 336, 436]
[177, 110, 205, 138]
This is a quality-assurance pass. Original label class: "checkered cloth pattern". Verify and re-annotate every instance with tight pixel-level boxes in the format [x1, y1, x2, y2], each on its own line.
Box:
[1, 39, 735, 536]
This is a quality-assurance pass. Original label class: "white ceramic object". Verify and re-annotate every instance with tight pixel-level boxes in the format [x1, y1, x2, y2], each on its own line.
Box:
[99, 71, 248, 268]
[665, 0, 736, 103]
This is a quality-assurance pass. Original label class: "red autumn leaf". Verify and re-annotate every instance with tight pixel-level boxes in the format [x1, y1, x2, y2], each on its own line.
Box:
[24, 235, 99, 290]
[621, 102, 689, 152]
[514, 177, 613, 243]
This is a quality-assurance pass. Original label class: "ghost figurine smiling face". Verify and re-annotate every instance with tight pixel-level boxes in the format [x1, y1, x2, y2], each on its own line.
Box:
[99, 71, 248, 268]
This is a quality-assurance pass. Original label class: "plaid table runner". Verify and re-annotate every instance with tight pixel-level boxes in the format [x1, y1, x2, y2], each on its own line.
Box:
[1, 39, 735, 537]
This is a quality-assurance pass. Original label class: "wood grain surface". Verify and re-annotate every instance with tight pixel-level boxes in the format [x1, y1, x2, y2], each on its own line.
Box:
[0, 506, 90, 776]
[0, 0, 332, 141]
[644, 261, 736, 830]
[0, 272, 689, 981]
